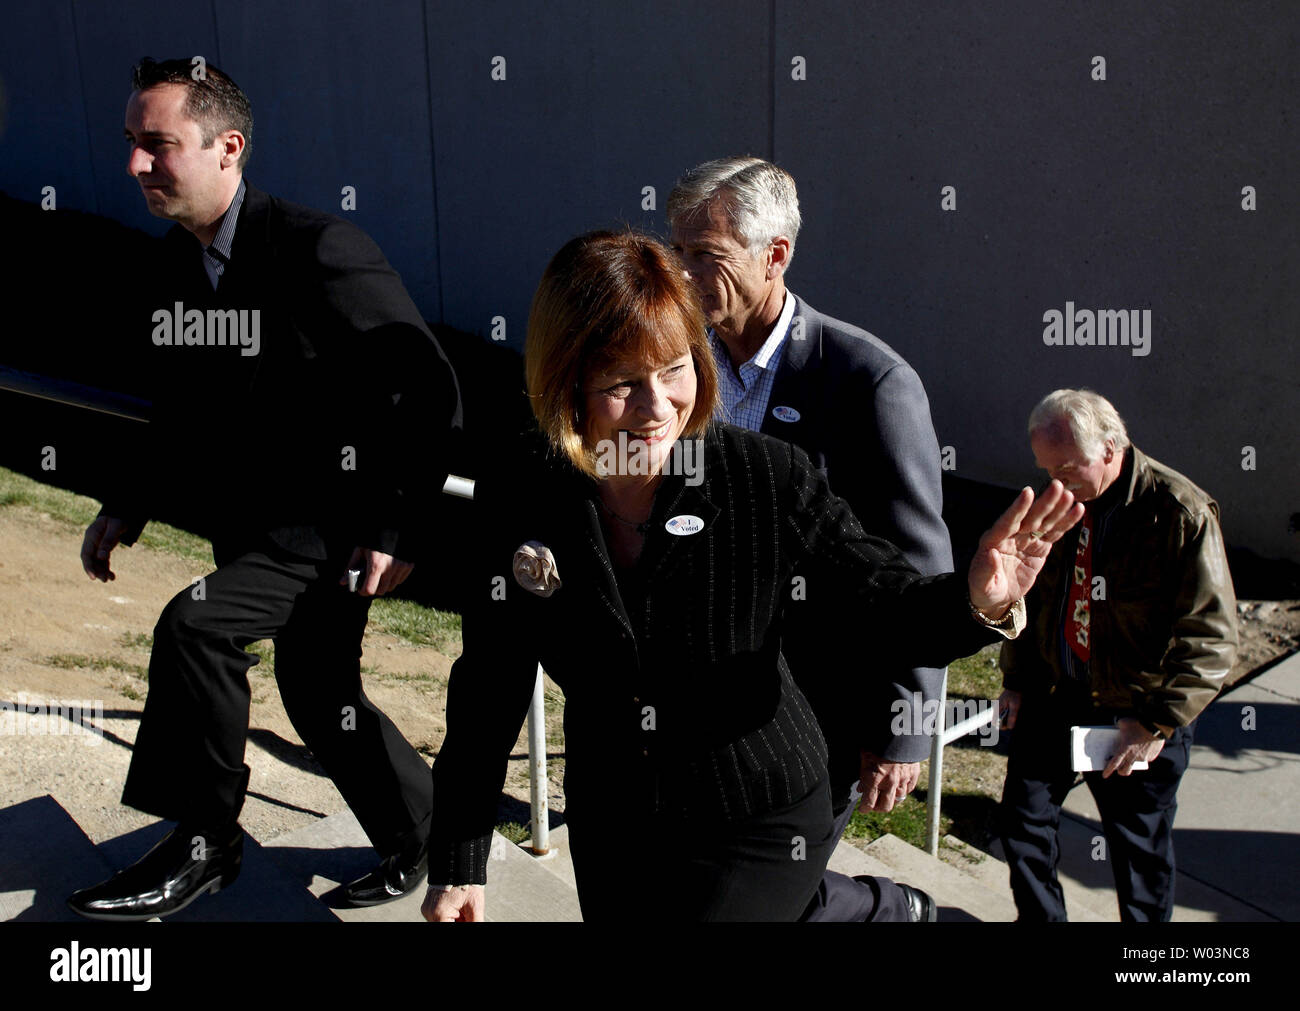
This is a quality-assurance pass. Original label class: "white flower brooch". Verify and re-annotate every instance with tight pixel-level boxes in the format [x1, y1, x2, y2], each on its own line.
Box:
[513, 541, 562, 598]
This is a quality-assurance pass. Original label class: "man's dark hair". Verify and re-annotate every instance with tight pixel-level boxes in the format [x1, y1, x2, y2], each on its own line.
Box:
[132, 57, 253, 171]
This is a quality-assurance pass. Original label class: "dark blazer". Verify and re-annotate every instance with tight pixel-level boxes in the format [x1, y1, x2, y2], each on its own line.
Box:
[759, 293, 952, 774]
[428, 422, 998, 885]
[104, 181, 462, 562]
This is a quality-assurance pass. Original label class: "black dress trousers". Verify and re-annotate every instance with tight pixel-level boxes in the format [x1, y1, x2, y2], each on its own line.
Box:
[564, 774, 839, 923]
[797, 797, 914, 922]
[120, 538, 433, 857]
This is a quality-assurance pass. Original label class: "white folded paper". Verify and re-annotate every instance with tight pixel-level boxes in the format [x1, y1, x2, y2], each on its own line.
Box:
[1070, 725, 1149, 773]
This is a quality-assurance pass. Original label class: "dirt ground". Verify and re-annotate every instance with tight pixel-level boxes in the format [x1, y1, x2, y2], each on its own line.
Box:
[1, 502, 1295, 856]
[0, 505, 560, 849]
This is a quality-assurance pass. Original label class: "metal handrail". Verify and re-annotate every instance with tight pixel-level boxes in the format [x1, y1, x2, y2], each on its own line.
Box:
[0, 367, 552, 856]
[0, 365, 151, 422]
[924, 668, 1000, 855]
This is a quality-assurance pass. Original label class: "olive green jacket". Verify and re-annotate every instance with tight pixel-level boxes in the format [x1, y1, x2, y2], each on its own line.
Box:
[1000, 446, 1237, 736]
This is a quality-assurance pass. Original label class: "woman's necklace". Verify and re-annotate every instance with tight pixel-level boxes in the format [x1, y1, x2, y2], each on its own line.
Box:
[598, 498, 652, 536]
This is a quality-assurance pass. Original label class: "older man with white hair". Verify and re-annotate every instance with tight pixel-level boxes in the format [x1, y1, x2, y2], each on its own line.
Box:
[998, 389, 1237, 921]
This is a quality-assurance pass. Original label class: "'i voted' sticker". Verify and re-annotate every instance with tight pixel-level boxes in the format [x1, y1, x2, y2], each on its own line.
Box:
[771, 405, 801, 423]
[665, 515, 705, 536]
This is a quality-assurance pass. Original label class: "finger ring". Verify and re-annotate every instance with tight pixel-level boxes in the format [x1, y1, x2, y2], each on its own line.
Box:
[1028, 531, 1044, 539]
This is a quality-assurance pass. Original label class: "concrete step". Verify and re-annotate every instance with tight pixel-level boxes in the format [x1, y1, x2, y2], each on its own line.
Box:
[975, 832, 1112, 921]
[0, 795, 117, 921]
[861, 833, 1025, 922]
[826, 836, 913, 881]
[265, 809, 581, 922]
[519, 822, 577, 890]
[483, 831, 582, 921]
[259, 808, 416, 920]
[945, 827, 1113, 922]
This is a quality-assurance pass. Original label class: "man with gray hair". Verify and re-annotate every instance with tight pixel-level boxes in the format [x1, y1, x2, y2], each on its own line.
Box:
[669, 157, 952, 921]
[998, 389, 1237, 920]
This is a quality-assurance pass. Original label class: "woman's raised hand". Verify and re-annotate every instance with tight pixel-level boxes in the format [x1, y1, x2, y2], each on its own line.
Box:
[968, 480, 1084, 617]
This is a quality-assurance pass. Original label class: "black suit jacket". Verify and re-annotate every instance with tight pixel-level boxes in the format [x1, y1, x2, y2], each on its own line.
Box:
[428, 422, 999, 885]
[759, 293, 952, 777]
[104, 182, 461, 561]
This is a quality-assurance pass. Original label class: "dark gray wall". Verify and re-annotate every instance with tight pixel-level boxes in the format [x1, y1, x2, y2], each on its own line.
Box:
[2, 1, 1296, 560]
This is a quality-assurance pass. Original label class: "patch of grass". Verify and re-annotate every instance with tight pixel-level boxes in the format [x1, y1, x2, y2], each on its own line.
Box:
[0, 468, 102, 527]
[135, 524, 212, 566]
[117, 631, 153, 650]
[495, 821, 530, 845]
[844, 794, 947, 848]
[45, 653, 149, 679]
[926, 787, 1004, 853]
[540, 681, 567, 749]
[369, 669, 444, 687]
[245, 641, 275, 676]
[0, 467, 212, 565]
[940, 834, 987, 868]
[946, 645, 1003, 701]
[117, 684, 144, 701]
[842, 765, 1010, 855]
[368, 598, 462, 655]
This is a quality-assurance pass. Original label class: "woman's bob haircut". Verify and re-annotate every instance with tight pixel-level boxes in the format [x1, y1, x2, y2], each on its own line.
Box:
[525, 229, 720, 477]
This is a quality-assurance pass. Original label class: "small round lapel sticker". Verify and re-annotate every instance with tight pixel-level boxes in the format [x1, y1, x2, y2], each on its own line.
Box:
[665, 515, 705, 536]
[771, 405, 801, 423]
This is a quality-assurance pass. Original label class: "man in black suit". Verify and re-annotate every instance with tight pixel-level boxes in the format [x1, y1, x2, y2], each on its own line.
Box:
[69, 58, 460, 920]
[668, 157, 952, 921]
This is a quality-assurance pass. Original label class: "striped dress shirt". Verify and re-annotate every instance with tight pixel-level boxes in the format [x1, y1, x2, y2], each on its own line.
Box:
[201, 178, 246, 289]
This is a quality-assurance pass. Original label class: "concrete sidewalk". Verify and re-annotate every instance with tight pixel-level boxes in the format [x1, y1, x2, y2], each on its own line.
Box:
[1049, 650, 1299, 921]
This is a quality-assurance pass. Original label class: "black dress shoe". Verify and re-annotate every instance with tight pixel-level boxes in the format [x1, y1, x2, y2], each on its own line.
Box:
[342, 838, 428, 907]
[897, 883, 938, 922]
[67, 825, 243, 922]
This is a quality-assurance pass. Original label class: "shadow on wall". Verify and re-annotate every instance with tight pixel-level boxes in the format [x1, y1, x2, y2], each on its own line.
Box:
[0, 193, 533, 616]
[6, 194, 1296, 607]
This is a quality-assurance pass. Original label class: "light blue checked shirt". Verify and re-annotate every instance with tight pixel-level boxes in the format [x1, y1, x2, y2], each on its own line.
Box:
[708, 291, 796, 430]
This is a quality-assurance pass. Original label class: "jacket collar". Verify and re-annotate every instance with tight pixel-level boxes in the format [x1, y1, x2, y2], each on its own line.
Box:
[1117, 445, 1146, 507]
[761, 292, 822, 437]
[226, 181, 273, 276]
